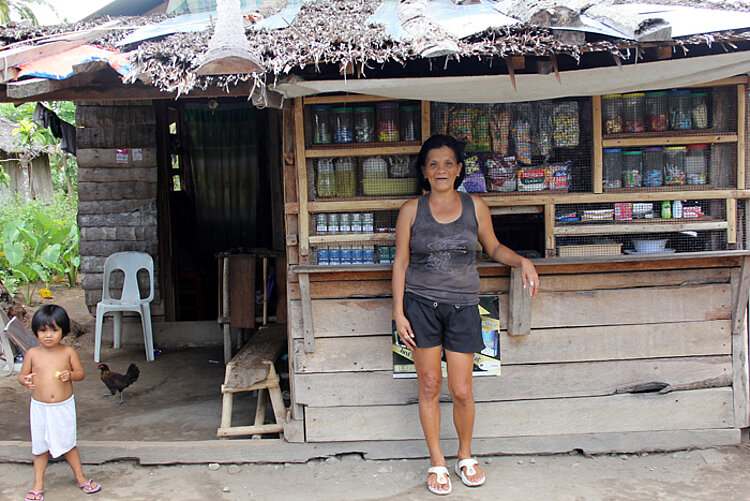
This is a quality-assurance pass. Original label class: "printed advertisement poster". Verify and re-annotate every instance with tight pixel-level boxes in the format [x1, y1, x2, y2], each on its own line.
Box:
[392, 296, 501, 378]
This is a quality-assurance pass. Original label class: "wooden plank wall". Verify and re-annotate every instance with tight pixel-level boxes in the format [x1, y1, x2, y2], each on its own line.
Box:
[76, 101, 161, 316]
[287, 261, 744, 449]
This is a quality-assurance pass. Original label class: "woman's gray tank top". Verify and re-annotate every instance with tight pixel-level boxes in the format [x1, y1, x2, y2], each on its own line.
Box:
[405, 192, 480, 306]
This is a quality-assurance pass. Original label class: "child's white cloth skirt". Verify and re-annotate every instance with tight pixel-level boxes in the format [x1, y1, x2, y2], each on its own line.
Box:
[30, 395, 76, 458]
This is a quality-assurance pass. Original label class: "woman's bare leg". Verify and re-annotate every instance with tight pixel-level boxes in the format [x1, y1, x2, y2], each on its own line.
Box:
[414, 345, 449, 493]
[445, 350, 485, 485]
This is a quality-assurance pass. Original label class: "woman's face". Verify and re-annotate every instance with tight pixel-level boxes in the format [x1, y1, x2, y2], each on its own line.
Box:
[422, 145, 462, 192]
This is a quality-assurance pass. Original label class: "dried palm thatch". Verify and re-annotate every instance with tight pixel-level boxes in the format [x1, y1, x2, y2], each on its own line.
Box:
[1, 0, 749, 99]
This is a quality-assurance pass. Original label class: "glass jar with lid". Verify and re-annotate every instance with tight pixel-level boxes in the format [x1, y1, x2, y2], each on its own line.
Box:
[622, 150, 643, 187]
[376, 103, 400, 142]
[354, 106, 375, 143]
[400, 105, 421, 142]
[690, 92, 709, 129]
[602, 94, 623, 134]
[622, 93, 645, 133]
[664, 146, 687, 185]
[669, 90, 692, 130]
[645, 92, 668, 131]
[334, 157, 356, 197]
[316, 158, 335, 197]
[332, 107, 354, 143]
[603, 148, 622, 188]
[686, 144, 708, 185]
[311, 105, 332, 144]
[642, 147, 664, 187]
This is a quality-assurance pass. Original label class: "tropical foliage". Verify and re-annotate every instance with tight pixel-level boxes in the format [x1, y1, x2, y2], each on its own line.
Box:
[0, 0, 53, 25]
[0, 99, 79, 303]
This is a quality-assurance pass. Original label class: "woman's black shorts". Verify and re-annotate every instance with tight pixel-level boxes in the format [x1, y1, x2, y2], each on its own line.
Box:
[403, 292, 484, 354]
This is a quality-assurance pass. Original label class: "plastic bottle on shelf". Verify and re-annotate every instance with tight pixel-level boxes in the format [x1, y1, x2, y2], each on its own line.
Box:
[351, 213, 362, 233]
[673, 200, 683, 219]
[316, 214, 328, 234]
[661, 200, 672, 219]
[327, 213, 339, 235]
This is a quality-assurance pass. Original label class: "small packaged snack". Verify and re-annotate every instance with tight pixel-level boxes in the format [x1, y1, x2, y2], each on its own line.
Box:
[489, 106, 511, 155]
[485, 154, 517, 192]
[545, 161, 571, 191]
[517, 167, 546, 191]
[553, 101, 579, 147]
[471, 108, 491, 152]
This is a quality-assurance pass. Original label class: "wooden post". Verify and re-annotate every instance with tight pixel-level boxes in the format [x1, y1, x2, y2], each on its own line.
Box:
[727, 198, 737, 246]
[592, 95, 603, 194]
[421, 100, 431, 143]
[299, 272, 315, 353]
[508, 267, 533, 335]
[737, 84, 746, 190]
[731, 257, 750, 427]
[222, 257, 232, 364]
[544, 204, 556, 257]
[294, 98, 310, 256]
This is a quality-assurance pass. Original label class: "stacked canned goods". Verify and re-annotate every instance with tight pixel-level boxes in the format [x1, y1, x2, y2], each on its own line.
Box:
[315, 212, 378, 265]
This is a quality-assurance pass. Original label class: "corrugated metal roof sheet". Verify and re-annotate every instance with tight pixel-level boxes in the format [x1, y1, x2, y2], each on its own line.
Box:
[83, 0, 166, 20]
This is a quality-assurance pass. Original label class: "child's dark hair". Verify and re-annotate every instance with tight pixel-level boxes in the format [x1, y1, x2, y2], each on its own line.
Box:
[415, 134, 466, 191]
[31, 304, 71, 337]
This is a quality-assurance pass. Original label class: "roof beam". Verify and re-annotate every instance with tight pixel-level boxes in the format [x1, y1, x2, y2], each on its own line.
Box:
[5, 66, 116, 100]
[0, 80, 285, 107]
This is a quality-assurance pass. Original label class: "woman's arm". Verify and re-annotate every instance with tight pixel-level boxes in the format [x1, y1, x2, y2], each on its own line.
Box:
[473, 194, 539, 297]
[392, 199, 418, 349]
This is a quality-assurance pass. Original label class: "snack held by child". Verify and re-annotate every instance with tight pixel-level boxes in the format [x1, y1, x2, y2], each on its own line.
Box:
[18, 304, 101, 500]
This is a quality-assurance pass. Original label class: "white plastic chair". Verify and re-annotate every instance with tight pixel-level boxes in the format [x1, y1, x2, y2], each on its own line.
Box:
[94, 251, 155, 362]
[0, 308, 14, 376]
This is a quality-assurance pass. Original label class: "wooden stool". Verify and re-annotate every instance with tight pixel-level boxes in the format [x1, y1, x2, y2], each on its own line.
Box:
[217, 325, 287, 438]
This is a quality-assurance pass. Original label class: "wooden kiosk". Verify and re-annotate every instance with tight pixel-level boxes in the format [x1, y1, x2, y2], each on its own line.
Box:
[281, 77, 750, 453]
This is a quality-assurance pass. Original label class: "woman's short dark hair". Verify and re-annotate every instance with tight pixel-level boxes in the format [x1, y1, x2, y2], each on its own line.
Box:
[415, 134, 466, 191]
[31, 304, 71, 337]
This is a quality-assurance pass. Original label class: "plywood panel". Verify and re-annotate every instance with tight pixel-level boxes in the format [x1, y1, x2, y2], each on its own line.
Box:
[306, 388, 734, 442]
[294, 356, 731, 407]
[289, 285, 731, 338]
[292, 320, 730, 372]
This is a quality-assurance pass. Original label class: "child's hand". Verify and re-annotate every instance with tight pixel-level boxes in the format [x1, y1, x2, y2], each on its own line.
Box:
[22, 373, 35, 389]
[57, 370, 70, 382]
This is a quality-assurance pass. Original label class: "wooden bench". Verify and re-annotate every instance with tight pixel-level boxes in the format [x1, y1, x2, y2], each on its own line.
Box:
[217, 324, 288, 438]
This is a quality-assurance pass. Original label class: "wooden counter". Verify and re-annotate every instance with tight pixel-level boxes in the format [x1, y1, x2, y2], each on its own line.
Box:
[286, 252, 750, 452]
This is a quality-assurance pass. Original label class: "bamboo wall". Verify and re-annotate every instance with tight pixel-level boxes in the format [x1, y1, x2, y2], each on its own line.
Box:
[75, 101, 161, 316]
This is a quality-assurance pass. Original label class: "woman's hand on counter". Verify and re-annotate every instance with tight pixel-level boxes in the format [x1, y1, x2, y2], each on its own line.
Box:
[521, 257, 540, 298]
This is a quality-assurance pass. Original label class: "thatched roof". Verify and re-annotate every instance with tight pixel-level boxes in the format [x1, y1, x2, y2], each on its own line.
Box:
[2, 0, 750, 101]
[0, 117, 52, 156]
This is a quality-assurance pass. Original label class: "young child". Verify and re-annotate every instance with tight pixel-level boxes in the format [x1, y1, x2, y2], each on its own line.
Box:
[18, 304, 101, 500]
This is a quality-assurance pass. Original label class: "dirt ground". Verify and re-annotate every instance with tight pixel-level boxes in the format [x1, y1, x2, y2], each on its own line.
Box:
[1, 283, 256, 442]
[4, 286, 750, 500]
[1, 446, 750, 500]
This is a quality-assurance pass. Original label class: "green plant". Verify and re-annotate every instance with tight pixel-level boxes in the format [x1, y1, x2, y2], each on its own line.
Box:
[0, 194, 80, 303]
[0, 0, 54, 25]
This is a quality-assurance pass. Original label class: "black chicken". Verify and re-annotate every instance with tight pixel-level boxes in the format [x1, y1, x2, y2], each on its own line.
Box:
[97, 363, 139, 404]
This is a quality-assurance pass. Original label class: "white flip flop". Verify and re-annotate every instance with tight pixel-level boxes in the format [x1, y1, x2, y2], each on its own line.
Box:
[426, 466, 452, 495]
[455, 458, 485, 487]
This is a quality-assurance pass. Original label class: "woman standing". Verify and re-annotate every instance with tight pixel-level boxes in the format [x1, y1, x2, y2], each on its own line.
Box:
[392, 134, 539, 495]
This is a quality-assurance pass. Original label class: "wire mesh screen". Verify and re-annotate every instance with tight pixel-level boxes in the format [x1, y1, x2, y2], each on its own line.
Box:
[555, 198, 727, 256]
[305, 100, 422, 148]
[309, 156, 420, 200]
[737, 199, 747, 250]
[430, 99, 592, 193]
[556, 230, 726, 256]
[603, 87, 737, 192]
[311, 211, 398, 265]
